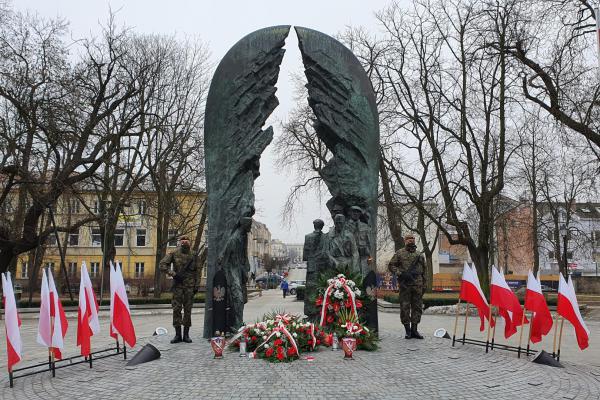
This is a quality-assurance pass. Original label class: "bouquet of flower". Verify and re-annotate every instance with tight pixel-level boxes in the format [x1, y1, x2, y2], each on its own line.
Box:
[334, 309, 378, 351]
[315, 273, 363, 326]
[228, 311, 324, 362]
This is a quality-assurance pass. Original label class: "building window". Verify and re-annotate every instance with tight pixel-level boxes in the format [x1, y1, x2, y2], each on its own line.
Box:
[68, 230, 79, 246]
[90, 262, 100, 278]
[93, 200, 100, 214]
[114, 229, 124, 247]
[46, 232, 57, 246]
[68, 262, 77, 277]
[20, 262, 28, 279]
[45, 262, 55, 276]
[91, 227, 101, 246]
[135, 262, 145, 278]
[593, 231, 600, 247]
[68, 199, 80, 214]
[136, 229, 146, 247]
[168, 229, 178, 247]
[137, 200, 147, 215]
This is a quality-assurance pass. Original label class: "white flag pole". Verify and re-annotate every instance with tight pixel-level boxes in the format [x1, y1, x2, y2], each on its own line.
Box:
[596, 7, 600, 80]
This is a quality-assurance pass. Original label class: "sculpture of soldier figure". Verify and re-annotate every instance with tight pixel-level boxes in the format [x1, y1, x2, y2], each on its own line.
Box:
[303, 219, 334, 319]
[328, 214, 359, 273]
[346, 205, 373, 278]
[217, 216, 252, 332]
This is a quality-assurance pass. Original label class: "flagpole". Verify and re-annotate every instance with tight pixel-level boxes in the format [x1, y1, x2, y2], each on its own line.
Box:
[517, 305, 527, 358]
[485, 305, 493, 353]
[490, 308, 497, 350]
[526, 311, 533, 356]
[461, 303, 469, 345]
[452, 299, 461, 347]
[552, 312, 559, 358]
[556, 317, 565, 362]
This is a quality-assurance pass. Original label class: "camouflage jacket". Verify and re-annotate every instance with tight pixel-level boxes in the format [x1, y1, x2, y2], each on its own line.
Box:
[159, 247, 199, 289]
[387, 248, 426, 287]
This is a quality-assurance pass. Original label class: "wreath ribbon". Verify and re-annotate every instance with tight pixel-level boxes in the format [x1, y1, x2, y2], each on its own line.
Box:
[319, 281, 358, 326]
[254, 323, 299, 357]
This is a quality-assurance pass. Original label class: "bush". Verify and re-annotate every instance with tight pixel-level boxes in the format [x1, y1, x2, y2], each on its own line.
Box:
[18, 292, 205, 308]
[383, 293, 557, 308]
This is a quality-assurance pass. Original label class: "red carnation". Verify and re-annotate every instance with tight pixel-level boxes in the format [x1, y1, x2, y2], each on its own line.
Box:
[357, 339, 363, 345]
[308, 339, 313, 346]
[324, 333, 333, 346]
[333, 302, 340, 312]
[251, 336, 257, 342]
[276, 352, 285, 361]
[277, 346, 284, 354]
[265, 347, 274, 357]
[356, 300, 363, 309]
[274, 338, 283, 346]
[316, 339, 321, 345]
[327, 314, 334, 324]
[315, 296, 323, 306]
[345, 298, 352, 308]
[287, 347, 297, 356]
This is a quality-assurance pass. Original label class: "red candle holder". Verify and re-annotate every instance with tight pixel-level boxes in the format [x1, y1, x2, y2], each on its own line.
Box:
[211, 336, 225, 359]
[341, 337, 357, 360]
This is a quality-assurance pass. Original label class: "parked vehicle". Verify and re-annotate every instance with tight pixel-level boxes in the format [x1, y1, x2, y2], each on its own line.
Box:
[288, 280, 306, 295]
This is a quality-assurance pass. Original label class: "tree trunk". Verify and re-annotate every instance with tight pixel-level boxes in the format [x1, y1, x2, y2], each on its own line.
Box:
[379, 159, 403, 250]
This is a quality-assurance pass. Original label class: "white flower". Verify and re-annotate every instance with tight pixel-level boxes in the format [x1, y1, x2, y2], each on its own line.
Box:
[262, 335, 267, 340]
[335, 281, 342, 289]
[327, 279, 334, 285]
[354, 289, 361, 296]
[264, 344, 269, 348]
[275, 332, 281, 338]
[292, 333, 298, 338]
[334, 290, 344, 299]
[347, 280, 355, 287]
[337, 274, 345, 278]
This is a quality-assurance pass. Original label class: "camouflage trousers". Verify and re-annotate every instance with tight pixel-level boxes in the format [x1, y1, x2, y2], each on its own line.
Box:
[172, 286, 194, 327]
[399, 285, 424, 325]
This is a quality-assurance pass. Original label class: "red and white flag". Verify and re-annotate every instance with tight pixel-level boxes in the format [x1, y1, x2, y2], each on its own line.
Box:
[459, 262, 492, 331]
[524, 270, 553, 343]
[48, 268, 68, 359]
[490, 266, 527, 339]
[77, 262, 100, 356]
[109, 261, 136, 348]
[557, 274, 590, 350]
[2, 272, 22, 371]
[37, 269, 52, 349]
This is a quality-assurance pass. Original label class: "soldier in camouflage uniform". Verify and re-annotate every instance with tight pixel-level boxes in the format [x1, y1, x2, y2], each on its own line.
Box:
[387, 234, 426, 339]
[159, 235, 199, 344]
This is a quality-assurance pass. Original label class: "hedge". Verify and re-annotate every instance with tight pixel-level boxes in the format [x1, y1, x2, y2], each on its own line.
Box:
[383, 293, 557, 308]
[17, 293, 205, 308]
[296, 286, 306, 301]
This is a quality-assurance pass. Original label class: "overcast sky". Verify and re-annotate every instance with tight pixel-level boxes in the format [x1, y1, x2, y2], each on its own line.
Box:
[16, 0, 393, 243]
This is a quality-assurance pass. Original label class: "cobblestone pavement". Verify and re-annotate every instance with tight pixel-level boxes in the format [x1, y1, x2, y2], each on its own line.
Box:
[1, 290, 599, 399]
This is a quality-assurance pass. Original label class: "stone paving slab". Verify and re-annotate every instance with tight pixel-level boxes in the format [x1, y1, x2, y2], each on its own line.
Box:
[2, 330, 599, 400]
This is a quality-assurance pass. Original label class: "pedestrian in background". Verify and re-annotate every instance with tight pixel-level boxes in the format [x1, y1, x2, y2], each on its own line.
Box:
[281, 279, 289, 298]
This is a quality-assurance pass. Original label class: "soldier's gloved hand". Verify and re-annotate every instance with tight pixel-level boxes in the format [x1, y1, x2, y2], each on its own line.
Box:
[167, 270, 176, 278]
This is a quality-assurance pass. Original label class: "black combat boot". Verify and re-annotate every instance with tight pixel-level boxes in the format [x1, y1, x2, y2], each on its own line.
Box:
[403, 323, 412, 339]
[411, 323, 424, 339]
[171, 326, 182, 344]
[183, 326, 192, 343]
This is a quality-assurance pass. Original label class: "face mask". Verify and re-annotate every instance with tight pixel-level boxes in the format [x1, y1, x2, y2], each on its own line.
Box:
[406, 243, 417, 251]
[181, 244, 191, 253]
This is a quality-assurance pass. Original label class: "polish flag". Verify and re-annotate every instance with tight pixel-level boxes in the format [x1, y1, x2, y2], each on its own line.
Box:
[109, 261, 136, 348]
[37, 269, 52, 349]
[524, 270, 553, 343]
[490, 266, 527, 339]
[48, 268, 68, 359]
[459, 262, 492, 331]
[557, 274, 590, 350]
[77, 262, 100, 356]
[2, 272, 22, 371]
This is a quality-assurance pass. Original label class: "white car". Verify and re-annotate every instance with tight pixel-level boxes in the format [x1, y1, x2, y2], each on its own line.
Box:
[288, 280, 306, 295]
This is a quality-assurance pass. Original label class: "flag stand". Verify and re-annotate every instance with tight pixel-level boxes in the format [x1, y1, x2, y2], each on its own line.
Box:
[552, 313, 559, 358]
[526, 312, 533, 357]
[7, 344, 126, 388]
[452, 300, 461, 347]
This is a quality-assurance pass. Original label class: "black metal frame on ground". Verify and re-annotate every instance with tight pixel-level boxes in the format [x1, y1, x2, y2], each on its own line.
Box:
[8, 341, 127, 388]
[451, 334, 538, 358]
